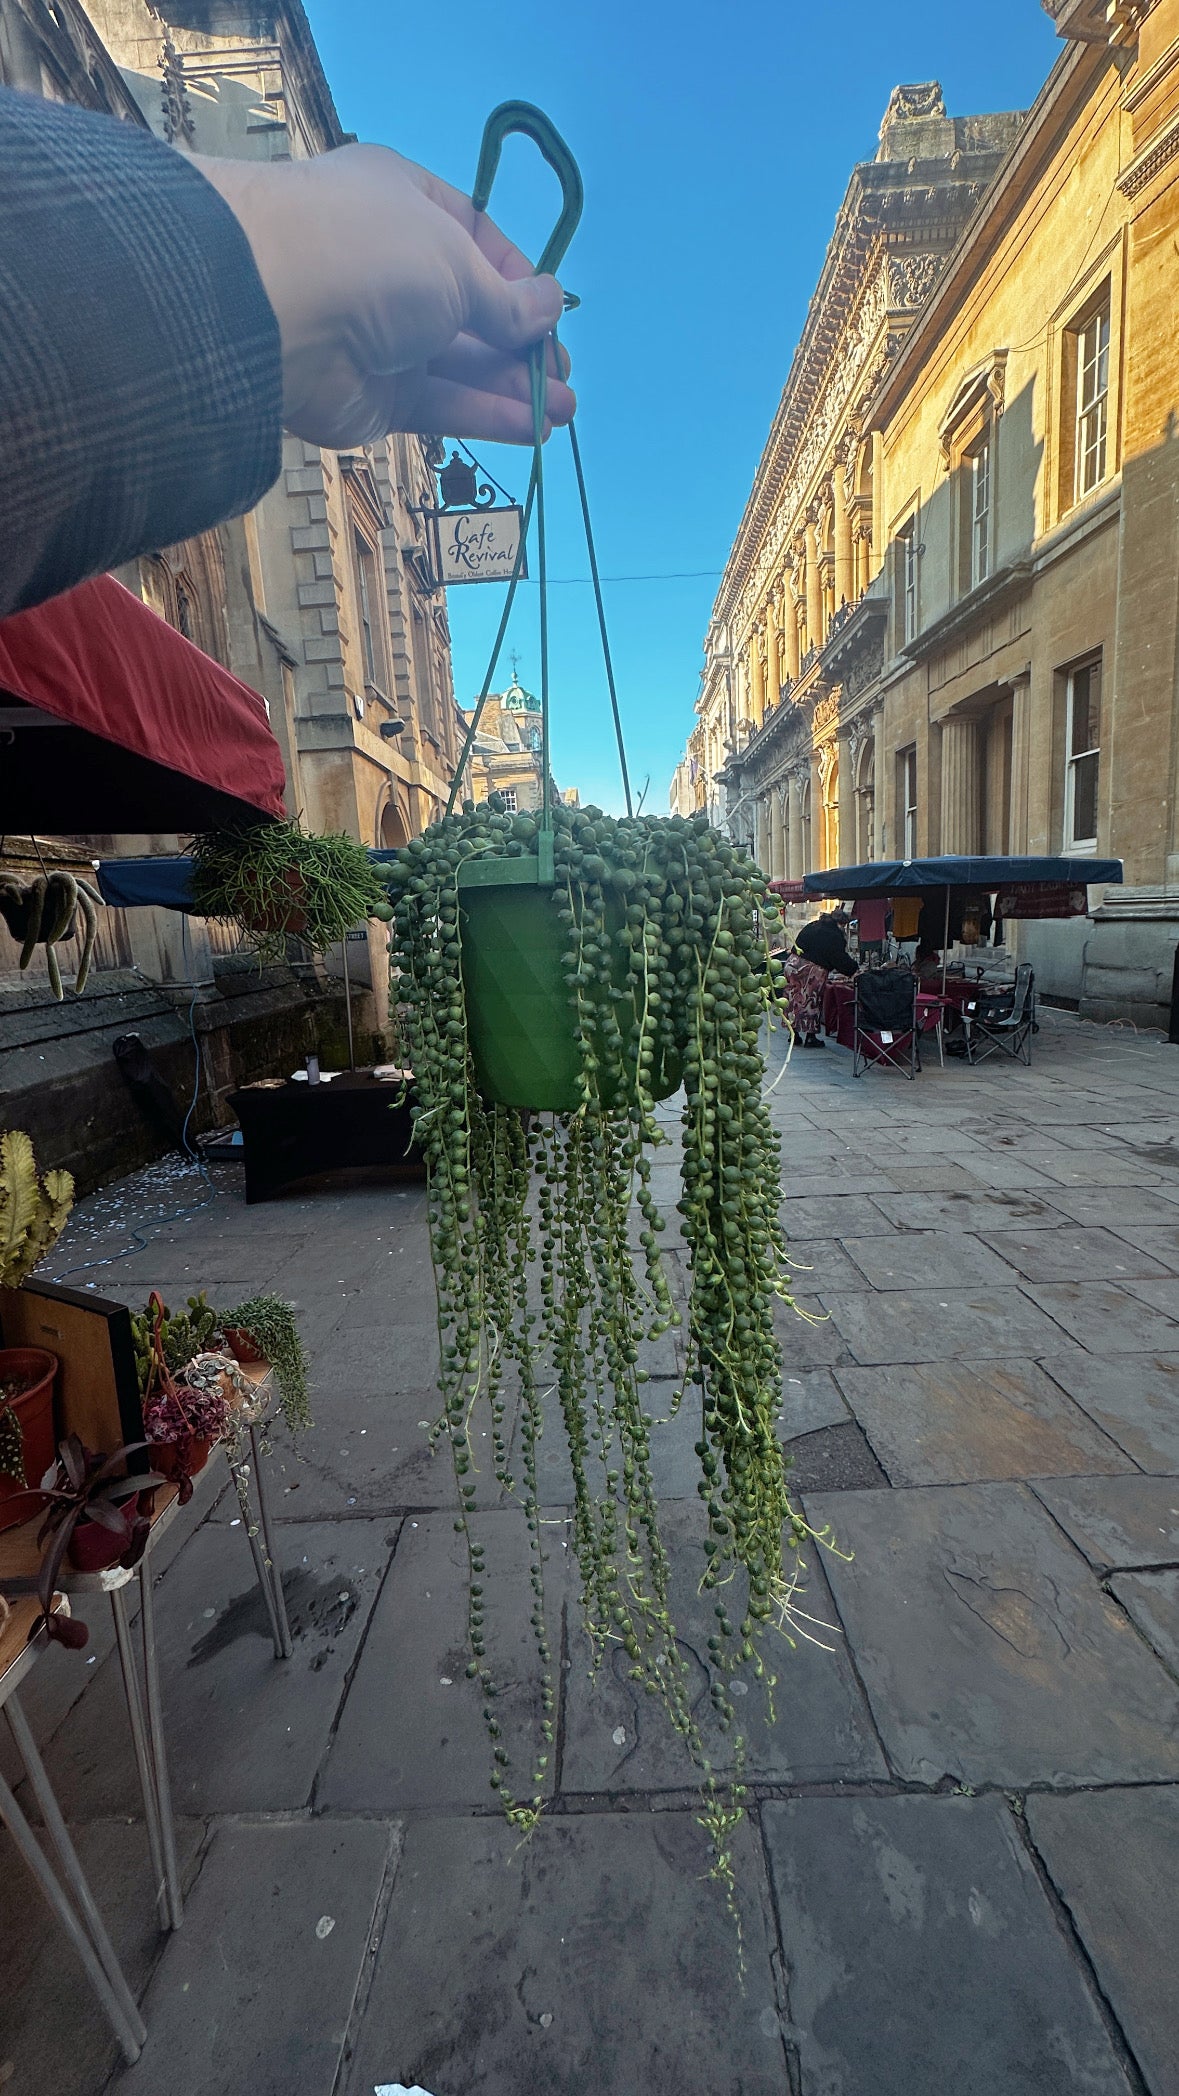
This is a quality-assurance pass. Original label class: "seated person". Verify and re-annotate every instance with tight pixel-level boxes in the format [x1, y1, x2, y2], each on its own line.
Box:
[780, 909, 857, 1048]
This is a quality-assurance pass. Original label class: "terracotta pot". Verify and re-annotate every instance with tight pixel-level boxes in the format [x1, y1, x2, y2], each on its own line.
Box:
[249, 868, 308, 938]
[150, 1434, 214, 1483]
[0, 1347, 58, 1534]
[223, 1327, 265, 1365]
[67, 1501, 140, 1572]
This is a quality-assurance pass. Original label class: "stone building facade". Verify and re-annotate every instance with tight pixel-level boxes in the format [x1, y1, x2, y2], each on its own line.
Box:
[463, 669, 549, 813]
[691, 3, 1179, 1023]
[0, 0, 467, 1180]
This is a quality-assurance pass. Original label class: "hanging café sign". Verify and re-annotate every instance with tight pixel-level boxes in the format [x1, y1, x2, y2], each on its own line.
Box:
[426, 450, 527, 588]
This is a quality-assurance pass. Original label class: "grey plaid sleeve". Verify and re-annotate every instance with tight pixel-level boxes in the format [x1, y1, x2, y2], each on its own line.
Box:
[0, 89, 282, 618]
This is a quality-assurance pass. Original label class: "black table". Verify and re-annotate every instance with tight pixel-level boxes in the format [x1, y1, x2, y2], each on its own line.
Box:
[228, 1072, 426, 1203]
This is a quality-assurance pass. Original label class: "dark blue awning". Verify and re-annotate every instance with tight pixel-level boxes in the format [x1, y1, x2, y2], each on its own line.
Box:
[803, 855, 1123, 899]
[97, 856, 196, 911]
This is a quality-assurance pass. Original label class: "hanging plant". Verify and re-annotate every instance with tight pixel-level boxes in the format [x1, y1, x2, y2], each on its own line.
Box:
[218, 1294, 312, 1436]
[388, 795, 831, 1900]
[190, 817, 390, 963]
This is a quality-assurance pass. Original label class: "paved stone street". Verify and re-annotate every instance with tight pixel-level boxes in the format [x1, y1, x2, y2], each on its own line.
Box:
[3, 1008, 1179, 2096]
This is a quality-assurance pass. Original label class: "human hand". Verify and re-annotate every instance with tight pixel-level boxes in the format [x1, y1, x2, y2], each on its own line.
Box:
[194, 143, 575, 450]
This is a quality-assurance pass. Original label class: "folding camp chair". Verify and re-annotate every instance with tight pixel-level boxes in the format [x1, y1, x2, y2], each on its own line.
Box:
[853, 967, 919, 1080]
[967, 962, 1036, 1065]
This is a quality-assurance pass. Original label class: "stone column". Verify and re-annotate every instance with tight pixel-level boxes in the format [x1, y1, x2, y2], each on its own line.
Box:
[770, 788, 787, 879]
[804, 522, 821, 656]
[1007, 672, 1032, 854]
[838, 732, 855, 869]
[940, 717, 981, 855]
[784, 584, 801, 683]
[753, 795, 770, 873]
[750, 635, 765, 727]
[834, 465, 854, 613]
[765, 596, 780, 707]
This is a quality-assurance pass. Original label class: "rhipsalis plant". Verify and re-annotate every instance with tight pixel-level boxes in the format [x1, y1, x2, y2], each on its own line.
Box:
[190, 817, 390, 964]
[389, 798, 831, 1901]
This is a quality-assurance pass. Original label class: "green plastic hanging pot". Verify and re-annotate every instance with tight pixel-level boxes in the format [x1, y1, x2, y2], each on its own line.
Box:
[457, 856, 680, 1112]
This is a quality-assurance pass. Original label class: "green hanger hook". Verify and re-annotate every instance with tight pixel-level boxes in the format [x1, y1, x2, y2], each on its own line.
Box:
[472, 100, 584, 280]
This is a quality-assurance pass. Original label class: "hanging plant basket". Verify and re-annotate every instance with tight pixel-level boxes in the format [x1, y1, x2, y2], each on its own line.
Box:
[456, 849, 680, 1112]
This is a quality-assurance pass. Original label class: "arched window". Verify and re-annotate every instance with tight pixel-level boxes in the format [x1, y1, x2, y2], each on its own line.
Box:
[821, 752, 840, 869]
[855, 738, 876, 862]
[379, 798, 410, 850]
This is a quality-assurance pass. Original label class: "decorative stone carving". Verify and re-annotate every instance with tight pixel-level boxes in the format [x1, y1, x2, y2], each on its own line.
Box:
[880, 82, 947, 134]
[887, 253, 943, 308]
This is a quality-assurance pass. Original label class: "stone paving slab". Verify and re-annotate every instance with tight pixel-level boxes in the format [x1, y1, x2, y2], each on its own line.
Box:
[317, 1508, 556, 1814]
[761, 1794, 1133, 2096]
[1030, 1475, 1179, 1568]
[1042, 1186, 1179, 1227]
[40, 1518, 393, 1819]
[1020, 1281, 1179, 1354]
[1036, 1352, 1179, 1471]
[1026, 1787, 1179, 2096]
[1109, 1569, 1179, 1673]
[780, 1235, 878, 1290]
[1024, 1155, 1165, 1187]
[342, 1811, 787, 2096]
[869, 1188, 1064, 1233]
[979, 1225, 1175, 1283]
[820, 1287, 1070, 1366]
[0, 1816, 205, 2096]
[257, 1391, 508, 1518]
[840, 1231, 1017, 1291]
[807, 1482, 1179, 1786]
[1106, 1223, 1179, 1271]
[559, 1503, 887, 1794]
[772, 1293, 850, 1366]
[110, 1818, 393, 2095]
[1122, 1276, 1179, 1324]
[780, 1194, 898, 1238]
[835, 1361, 1132, 1485]
[299, 1319, 442, 1392]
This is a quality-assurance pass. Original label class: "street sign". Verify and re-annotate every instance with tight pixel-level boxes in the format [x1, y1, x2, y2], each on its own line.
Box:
[431, 505, 527, 587]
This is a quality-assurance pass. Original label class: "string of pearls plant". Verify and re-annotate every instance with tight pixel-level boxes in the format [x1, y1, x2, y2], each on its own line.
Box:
[386, 796, 831, 1902]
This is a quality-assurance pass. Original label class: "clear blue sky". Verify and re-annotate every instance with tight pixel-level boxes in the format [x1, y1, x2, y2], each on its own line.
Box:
[304, 0, 1061, 815]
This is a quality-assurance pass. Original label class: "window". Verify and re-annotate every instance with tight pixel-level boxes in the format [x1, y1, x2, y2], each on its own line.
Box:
[896, 520, 917, 644]
[1065, 656, 1101, 850]
[354, 531, 383, 690]
[500, 787, 519, 813]
[899, 746, 918, 858]
[1076, 303, 1110, 501]
[968, 435, 991, 589]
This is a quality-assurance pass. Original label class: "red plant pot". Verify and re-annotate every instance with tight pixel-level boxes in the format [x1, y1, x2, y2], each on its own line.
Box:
[223, 1327, 265, 1366]
[0, 1347, 59, 1534]
[67, 1502, 140, 1572]
[150, 1435, 214, 1483]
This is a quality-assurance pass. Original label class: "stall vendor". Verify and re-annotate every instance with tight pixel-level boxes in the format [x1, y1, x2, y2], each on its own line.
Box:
[780, 909, 857, 1048]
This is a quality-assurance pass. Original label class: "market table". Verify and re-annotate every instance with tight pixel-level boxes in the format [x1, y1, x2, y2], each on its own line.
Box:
[822, 972, 1012, 1060]
[228, 1070, 425, 1204]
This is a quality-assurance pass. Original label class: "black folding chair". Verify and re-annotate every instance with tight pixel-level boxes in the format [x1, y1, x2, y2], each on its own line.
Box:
[853, 967, 919, 1080]
[967, 963, 1036, 1065]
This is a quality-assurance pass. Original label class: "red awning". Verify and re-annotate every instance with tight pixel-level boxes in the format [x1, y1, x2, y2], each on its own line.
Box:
[0, 575, 287, 833]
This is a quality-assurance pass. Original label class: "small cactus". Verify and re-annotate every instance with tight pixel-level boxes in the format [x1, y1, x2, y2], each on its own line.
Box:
[0, 1130, 74, 1289]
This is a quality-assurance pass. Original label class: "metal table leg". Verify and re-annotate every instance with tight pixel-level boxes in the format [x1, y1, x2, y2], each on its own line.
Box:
[227, 1448, 287, 1660]
[4, 1694, 147, 2055]
[109, 1586, 171, 1929]
[0, 1710, 145, 2065]
[138, 1566, 183, 1931]
[249, 1424, 293, 1661]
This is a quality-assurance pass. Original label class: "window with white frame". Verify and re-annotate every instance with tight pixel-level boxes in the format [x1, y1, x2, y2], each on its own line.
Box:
[1064, 656, 1101, 851]
[896, 519, 917, 644]
[1075, 302, 1110, 501]
[354, 530, 383, 690]
[968, 434, 991, 589]
[899, 745, 918, 858]
[499, 787, 519, 813]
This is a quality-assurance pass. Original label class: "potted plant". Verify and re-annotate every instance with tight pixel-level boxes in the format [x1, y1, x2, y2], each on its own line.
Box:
[0, 1347, 59, 1532]
[190, 817, 390, 963]
[33, 1436, 164, 1648]
[217, 1295, 312, 1435]
[134, 1293, 229, 1498]
[0, 1129, 74, 1524]
[387, 797, 831, 1893]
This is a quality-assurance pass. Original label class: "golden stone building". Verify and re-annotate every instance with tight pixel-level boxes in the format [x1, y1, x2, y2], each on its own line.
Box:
[463, 667, 549, 813]
[0, 0, 465, 1028]
[694, 1, 1179, 1023]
